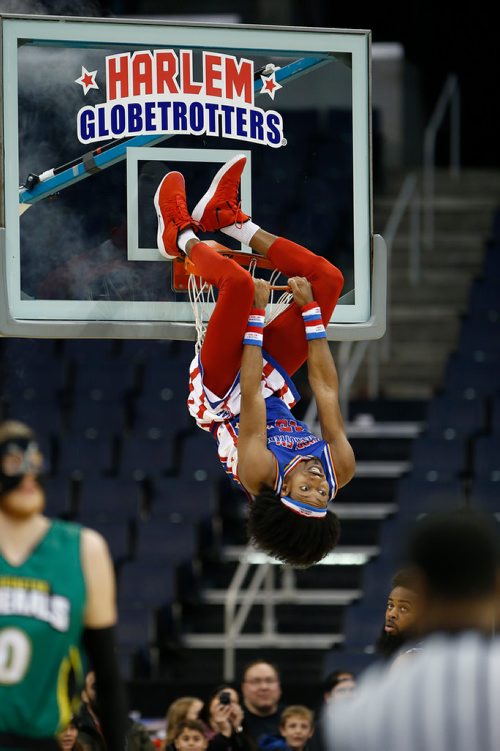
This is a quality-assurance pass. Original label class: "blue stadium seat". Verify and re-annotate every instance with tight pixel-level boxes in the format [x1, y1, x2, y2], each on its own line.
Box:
[489, 209, 500, 244]
[116, 606, 154, 649]
[491, 396, 500, 434]
[1, 338, 60, 365]
[468, 279, 500, 316]
[131, 395, 189, 435]
[396, 477, 467, 515]
[409, 437, 467, 479]
[4, 399, 64, 437]
[118, 560, 176, 607]
[342, 603, 384, 649]
[118, 433, 175, 478]
[66, 400, 126, 437]
[138, 361, 189, 402]
[134, 520, 196, 563]
[63, 338, 119, 363]
[482, 242, 500, 280]
[118, 339, 173, 366]
[149, 476, 214, 523]
[78, 517, 131, 562]
[443, 356, 499, 397]
[469, 479, 500, 513]
[70, 361, 137, 401]
[360, 561, 399, 605]
[424, 395, 486, 438]
[2, 360, 66, 403]
[56, 435, 115, 476]
[77, 476, 142, 520]
[456, 318, 500, 358]
[178, 432, 227, 481]
[43, 475, 74, 518]
[472, 435, 500, 480]
[321, 649, 377, 680]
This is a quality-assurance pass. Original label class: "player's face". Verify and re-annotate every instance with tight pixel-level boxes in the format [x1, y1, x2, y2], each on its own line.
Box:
[280, 717, 313, 750]
[282, 458, 330, 507]
[385, 586, 419, 636]
[0, 471, 45, 520]
[0, 440, 45, 520]
[175, 729, 208, 751]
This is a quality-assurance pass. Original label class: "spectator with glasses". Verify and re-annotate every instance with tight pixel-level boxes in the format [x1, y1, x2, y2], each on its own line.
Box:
[240, 661, 286, 748]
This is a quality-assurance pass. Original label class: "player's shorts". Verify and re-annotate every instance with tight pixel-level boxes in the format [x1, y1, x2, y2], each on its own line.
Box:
[187, 351, 299, 481]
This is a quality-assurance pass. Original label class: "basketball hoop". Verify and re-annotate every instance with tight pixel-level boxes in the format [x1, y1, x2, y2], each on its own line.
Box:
[172, 241, 293, 354]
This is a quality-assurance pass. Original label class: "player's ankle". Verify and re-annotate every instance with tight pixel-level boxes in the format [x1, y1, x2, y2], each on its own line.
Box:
[222, 220, 260, 246]
[178, 228, 198, 254]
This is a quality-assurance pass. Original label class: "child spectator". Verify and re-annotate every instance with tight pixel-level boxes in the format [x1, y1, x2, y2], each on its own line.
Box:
[174, 720, 209, 751]
[279, 707, 314, 751]
[164, 697, 205, 750]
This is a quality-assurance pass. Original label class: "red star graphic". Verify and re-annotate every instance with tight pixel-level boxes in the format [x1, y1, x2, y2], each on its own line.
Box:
[82, 72, 94, 89]
[260, 71, 282, 100]
[75, 66, 99, 95]
[264, 77, 278, 94]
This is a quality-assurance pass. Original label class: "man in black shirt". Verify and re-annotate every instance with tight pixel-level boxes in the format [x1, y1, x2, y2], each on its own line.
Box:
[241, 661, 286, 748]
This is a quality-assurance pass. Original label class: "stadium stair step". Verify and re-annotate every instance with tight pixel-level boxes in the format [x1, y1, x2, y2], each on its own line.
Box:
[359, 167, 500, 401]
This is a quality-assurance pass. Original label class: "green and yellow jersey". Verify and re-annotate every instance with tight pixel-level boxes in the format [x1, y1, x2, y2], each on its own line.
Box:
[0, 520, 86, 744]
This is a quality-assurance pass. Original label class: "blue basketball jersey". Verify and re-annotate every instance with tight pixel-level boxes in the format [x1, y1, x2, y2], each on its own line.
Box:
[227, 395, 338, 499]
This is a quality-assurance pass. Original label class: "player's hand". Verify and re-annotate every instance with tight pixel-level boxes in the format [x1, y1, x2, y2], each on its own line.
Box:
[289, 276, 314, 306]
[253, 278, 271, 308]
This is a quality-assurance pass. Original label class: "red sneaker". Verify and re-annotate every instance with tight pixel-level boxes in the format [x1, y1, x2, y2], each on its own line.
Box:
[154, 171, 195, 259]
[191, 154, 250, 232]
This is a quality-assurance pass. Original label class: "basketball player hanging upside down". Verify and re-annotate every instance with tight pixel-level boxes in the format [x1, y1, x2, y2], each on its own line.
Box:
[154, 154, 356, 568]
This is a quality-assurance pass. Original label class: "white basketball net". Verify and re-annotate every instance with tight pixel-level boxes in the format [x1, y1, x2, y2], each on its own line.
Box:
[188, 260, 293, 355]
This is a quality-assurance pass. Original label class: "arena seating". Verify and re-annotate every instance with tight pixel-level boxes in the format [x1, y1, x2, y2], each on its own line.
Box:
[424, 394, 487, 438]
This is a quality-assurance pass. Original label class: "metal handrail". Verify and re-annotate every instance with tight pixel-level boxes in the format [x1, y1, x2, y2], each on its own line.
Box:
[423, 73, 461, 248]
[223, 547, 273, 681]
[298, 72, 459, 413]
[329, 177, 419, 416]
[381, 172, 420, 361]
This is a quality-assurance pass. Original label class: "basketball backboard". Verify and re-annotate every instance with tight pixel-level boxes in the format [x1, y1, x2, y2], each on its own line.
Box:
[0, 14, 384, 340]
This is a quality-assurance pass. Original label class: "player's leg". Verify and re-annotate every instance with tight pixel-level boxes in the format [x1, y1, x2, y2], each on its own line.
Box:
[191, 155, 343, 375]
[155, 170, 254, 396]
[188, 241, 255, 395]
[250, 231, 344, 375]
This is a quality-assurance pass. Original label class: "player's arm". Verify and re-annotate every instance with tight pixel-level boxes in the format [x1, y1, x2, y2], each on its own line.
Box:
[307, 338, 355, 487]
[237, 280, 277, 495]
[290, 277, 355, 489]
[81, 528, 127, 751]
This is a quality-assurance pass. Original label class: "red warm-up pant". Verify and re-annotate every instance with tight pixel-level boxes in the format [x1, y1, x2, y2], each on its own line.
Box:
[190, 237, 344, 396]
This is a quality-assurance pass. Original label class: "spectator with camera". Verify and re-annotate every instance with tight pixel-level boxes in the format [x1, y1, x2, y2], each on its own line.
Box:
[202, 685, 257, 751]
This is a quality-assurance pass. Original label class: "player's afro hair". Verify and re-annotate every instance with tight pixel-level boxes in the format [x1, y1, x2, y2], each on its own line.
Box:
[247, 485, 340, 568]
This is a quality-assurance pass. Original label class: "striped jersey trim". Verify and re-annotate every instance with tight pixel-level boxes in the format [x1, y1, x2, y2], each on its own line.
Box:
[281, 496, 328, 518]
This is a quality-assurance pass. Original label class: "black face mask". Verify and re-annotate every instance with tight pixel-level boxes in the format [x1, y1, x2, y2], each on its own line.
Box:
[0, 437, 45, 494]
